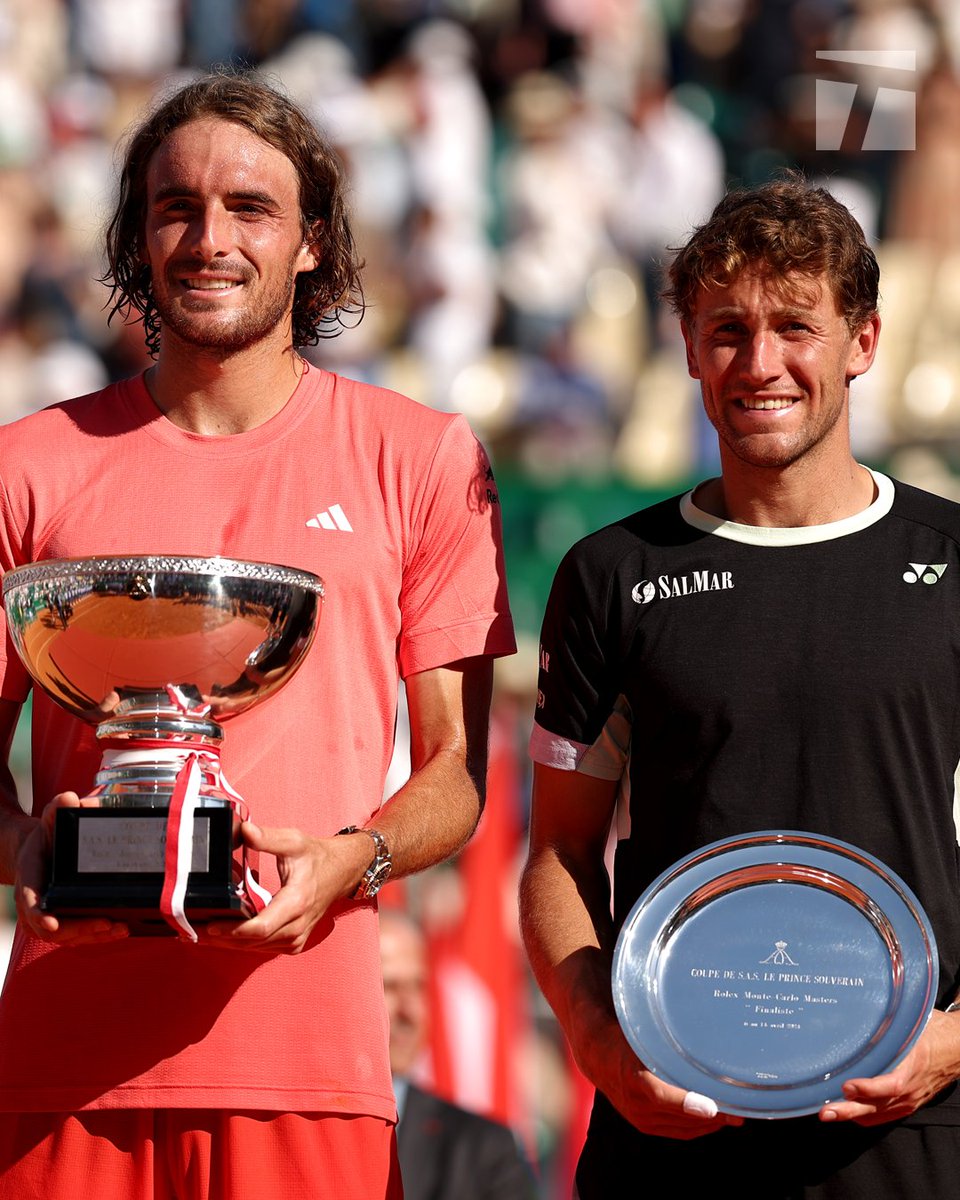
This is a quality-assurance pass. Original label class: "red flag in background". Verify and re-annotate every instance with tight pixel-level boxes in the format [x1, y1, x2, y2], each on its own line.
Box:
[425, 702, 529, 1131]
[558, 1042, 594, 1198]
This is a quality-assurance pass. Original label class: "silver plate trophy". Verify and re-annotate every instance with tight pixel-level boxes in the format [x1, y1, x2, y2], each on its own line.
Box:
[2, 555, 323, 938]
[612, 831, 938, 1118]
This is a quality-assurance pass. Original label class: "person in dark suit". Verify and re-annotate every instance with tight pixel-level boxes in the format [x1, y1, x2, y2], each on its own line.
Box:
[379, 909, 536, 1200]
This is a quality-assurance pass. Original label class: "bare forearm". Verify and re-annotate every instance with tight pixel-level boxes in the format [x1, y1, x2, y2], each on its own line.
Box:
[521, 765, 738, 1137]
[520, 833, 741, 1138]
[520, 765, 624, 1071]
[370, 745, 484, 880]
[519, 842, 621, 1074]
[367, 657, 492, 881]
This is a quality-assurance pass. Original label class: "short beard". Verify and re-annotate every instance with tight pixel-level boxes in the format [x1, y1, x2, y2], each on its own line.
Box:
[151, 263, 299, 354]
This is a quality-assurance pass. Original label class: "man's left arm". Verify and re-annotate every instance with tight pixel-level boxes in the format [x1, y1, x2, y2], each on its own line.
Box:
[820, 1009, 960, 1125]
[205, 657, 492, 953]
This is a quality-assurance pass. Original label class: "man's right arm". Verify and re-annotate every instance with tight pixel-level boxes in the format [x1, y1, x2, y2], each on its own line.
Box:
[519, 761, 741, 1140]
[0, 698, 34, 885]
[0, 697, 128, 943]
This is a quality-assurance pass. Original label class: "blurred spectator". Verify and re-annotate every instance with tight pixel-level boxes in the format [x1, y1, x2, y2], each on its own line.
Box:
[397, 21, 497, 407]
[402, 200, 498, 410]
[72, 0, 183, 80]
[608, 74, 725, 349]
[380, 909, 537, 1200]
[183, 0, 244, 68]
[497, 70, 618, 355]
[887, 57, 960, 249]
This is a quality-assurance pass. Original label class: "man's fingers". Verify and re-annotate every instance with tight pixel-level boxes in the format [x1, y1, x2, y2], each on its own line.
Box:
[203, 885, 309, 951]
[820, 1073, 910, 1124]
[48, 919, 129, 945]
[633, 1074, 741, 1136]
[841, 1072, 901, 1100]
[820, 1101, 873, 1122]
[820, 1098, 904, 1126]
[16, 797, 131, 944]
[18, 907, 128, 945]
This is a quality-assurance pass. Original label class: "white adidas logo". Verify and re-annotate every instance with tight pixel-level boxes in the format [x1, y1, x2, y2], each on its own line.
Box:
[306, 504, 353, 532]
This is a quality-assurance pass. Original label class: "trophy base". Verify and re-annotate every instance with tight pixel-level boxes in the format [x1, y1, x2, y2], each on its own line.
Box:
[42, 807, 256, 935]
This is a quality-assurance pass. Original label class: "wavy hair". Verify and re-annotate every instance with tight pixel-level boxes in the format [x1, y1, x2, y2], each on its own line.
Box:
[102, 72, 364, 355]
[664, 175, 879, 334]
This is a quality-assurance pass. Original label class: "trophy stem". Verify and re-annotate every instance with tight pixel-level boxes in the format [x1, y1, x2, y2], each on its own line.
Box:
[95, 737, 237, 810]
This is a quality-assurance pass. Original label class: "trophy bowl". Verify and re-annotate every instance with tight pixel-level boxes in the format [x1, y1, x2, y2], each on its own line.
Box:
[2, 554, 324, 936]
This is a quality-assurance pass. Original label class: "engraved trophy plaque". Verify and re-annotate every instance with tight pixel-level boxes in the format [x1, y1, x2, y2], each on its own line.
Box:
[612, 831, 938, 1117]
[2, 555, 323, 938]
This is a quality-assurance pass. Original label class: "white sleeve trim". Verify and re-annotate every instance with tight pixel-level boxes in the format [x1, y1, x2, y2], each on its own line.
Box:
[529, 724, 590, 771]
[529, 695, 631, 782]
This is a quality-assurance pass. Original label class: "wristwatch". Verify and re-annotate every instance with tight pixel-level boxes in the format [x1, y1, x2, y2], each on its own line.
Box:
[337, 826, 393, 898]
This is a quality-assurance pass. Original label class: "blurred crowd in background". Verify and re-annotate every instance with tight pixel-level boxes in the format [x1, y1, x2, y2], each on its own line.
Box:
[2, 0, 960, 1194]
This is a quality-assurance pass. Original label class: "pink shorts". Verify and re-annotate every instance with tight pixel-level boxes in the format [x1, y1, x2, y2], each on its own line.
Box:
[0, 1109, 402, 1200]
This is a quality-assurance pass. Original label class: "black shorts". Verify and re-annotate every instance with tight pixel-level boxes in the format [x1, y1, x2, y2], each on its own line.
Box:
[576, 1097, 960, 1200]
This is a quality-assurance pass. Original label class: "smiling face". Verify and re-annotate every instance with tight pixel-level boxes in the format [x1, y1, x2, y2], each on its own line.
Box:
[142, 117, 318, 355]
[682, 267, 879, 475]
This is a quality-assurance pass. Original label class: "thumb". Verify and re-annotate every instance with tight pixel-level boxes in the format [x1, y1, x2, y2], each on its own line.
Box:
[240, 821, 305, 856]
[41, 791, 82, 835]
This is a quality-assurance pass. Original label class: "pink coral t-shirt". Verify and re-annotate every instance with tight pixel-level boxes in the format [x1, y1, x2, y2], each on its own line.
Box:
[0, 366, 514, 1114]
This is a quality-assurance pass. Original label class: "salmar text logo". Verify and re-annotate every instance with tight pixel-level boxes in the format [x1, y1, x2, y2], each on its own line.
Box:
[815, 50, 916, 152]
[631, 570, 734, 604]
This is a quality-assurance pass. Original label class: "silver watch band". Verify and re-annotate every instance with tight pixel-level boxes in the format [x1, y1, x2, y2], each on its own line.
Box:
[337, 825, 392, 898]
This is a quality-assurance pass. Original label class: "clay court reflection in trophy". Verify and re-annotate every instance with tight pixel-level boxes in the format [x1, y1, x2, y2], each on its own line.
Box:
[2, 555, 323, 939]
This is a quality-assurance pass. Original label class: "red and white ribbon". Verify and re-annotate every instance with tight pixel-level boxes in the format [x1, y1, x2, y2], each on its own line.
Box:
[159, 752, 202, 941]
[165, 684, 211, 717]
[98, 739, 273, 938]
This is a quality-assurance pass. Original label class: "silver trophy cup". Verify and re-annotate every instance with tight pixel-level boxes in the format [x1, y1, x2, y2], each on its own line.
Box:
[2, 555, 323, 936]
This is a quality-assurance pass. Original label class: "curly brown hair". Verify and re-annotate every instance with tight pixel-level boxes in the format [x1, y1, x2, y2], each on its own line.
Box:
[664, 175, 879, 334]
[102, 72, 364, 355]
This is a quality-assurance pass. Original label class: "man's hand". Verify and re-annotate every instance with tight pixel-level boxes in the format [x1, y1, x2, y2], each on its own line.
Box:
[581, 1017, 742, 1140]
[201, 820, 370, 954]
[16, 792, 128, 945]
[819, 1009, 960, 1125]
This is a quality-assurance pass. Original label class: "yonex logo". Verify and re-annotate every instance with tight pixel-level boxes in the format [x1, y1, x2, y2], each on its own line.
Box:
[903, 562, 947, 585]
[306, 504, 353, 532]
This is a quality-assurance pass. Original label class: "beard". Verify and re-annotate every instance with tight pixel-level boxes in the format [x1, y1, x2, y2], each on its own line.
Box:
[711, 398, 847, 473]
[150, 259, 300, 353]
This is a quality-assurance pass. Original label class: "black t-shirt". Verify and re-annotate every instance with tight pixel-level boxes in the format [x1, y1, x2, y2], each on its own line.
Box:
[532, 473, 960, 1136]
